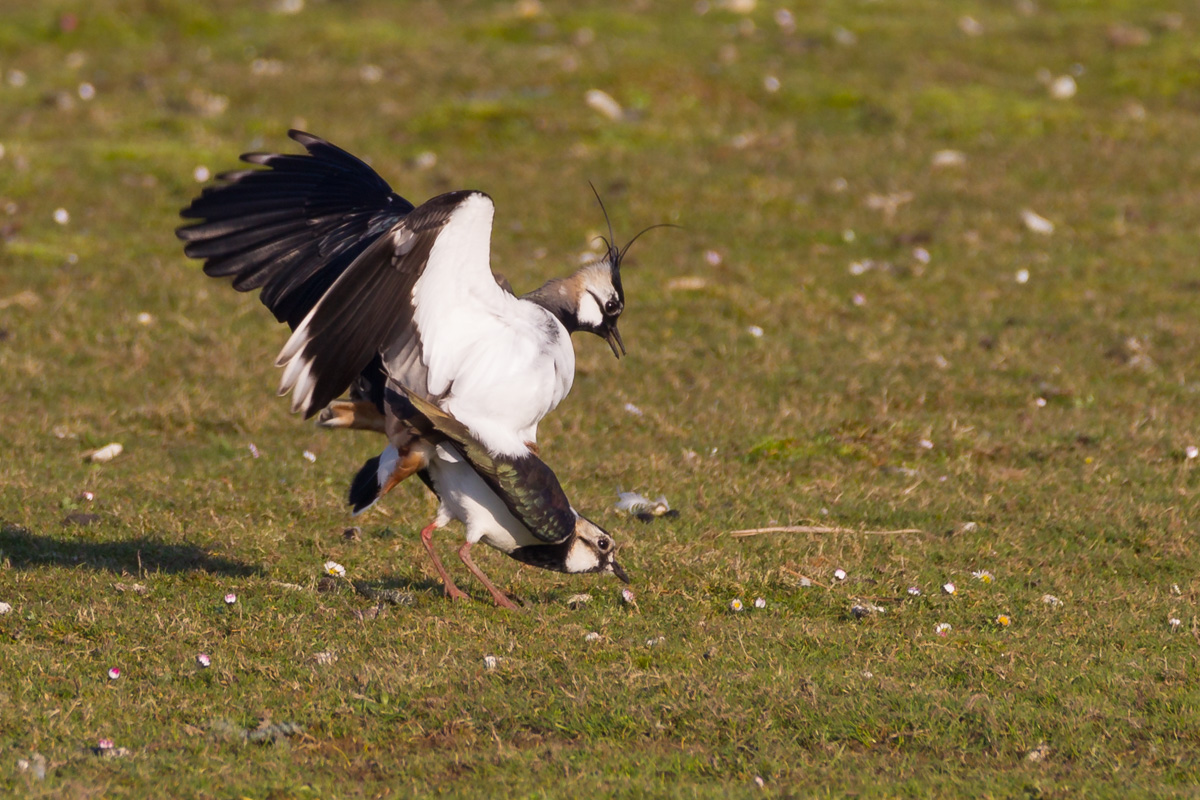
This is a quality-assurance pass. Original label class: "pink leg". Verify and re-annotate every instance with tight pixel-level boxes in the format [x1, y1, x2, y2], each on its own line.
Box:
[457, 541, 519, 611]
[419, 521, 468, 601]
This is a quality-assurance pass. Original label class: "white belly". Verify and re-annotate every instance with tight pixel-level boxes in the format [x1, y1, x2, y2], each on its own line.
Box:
[428, 304, 575, 457]
[426, 443, 544, 552]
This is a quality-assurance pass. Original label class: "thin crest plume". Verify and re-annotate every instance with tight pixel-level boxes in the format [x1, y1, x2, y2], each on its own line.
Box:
[587, 181, 678, 267]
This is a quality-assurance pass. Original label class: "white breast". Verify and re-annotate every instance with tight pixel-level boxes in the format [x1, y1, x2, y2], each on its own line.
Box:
[407, 193, 576, 457]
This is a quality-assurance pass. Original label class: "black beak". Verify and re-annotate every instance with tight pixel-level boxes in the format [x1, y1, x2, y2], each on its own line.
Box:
[609, 559, 630, 583]
[604, 321, 625, 359]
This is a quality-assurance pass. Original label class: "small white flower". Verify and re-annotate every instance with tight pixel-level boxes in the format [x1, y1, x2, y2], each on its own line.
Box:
[107, 667, 120, 680]
[907, 586, 921, 597]
[918, 438, 934, 450]
[942, 582, 956, 595]
[193, 165, 211, 182]
[623, 402, 643, 417]
[584, 631, 601, 642]
[1187, 446, 1199, 460]
[996, 614, 1011, 627]
[754, 597, 767, 609]
[913, 247, 931, 264]
[224, 593, 237, 605]
[248, 443, 260, 458]
[730, 598, 744, 612]
[621, 587, 637, 605]
[136, 312, 153, 326]
[323, 560, 346, 578]
[96, 738, 114, 751]
[935, 622, 951, 636]
[833, 569, 847, 581]
[196, 653, 211, 668]
[972, 570, 994, 584]
[1171, 584, 1182, 596]
[1035, 397, 1048, 407]
[1041, 594, 1062, 608]
[302, 450, 317, 463]
[483, 655, 499, 669]
[359, 64, 383, 84]
[704, 250, 722, 266]
[1015, 268, 1030, 284]
[78, 82, 95, 101]
[799, 577, 813, 587]
[53, 208, 70, 225]
[763, 75, 781, 93]
[851, 293, 866, 307]
[0, 602, 11, 615]
[645, 636, 665, 647]
[1169, 617, 1182, 630]
[747, 325, 764, 338]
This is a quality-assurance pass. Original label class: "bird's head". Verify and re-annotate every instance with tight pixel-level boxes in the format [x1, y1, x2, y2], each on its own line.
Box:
[569, 254, 626, 359]
[563, 515, 630, 583]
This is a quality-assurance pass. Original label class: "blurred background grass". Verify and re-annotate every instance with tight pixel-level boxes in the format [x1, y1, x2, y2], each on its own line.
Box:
[2, 1, 1200, 796]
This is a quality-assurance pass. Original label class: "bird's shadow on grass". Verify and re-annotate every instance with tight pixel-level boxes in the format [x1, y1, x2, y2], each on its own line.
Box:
[0, 523, 262, 577]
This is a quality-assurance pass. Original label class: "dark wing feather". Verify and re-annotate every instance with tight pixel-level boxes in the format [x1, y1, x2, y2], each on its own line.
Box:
[405, 393, 576, 544]
[275, 192, 473, 417]
[176, 130, 415, 328]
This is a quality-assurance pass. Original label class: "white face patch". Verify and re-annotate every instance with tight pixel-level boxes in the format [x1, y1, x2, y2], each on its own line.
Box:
[564, 538, 602, 574]
[575, 292, 604, 328]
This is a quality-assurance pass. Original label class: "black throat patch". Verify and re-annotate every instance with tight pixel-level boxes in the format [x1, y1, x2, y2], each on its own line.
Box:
[507, 539, 574, 573]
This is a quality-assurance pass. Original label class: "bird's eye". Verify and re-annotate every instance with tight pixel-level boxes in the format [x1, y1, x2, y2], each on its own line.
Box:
[604, 299, 620, 315]
[597, 537, 611, 551]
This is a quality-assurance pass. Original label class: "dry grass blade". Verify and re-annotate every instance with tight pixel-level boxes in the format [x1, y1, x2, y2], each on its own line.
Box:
[729, 526, 924, 538]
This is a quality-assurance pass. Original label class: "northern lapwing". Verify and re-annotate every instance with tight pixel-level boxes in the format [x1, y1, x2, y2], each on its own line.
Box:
[350, 390, 628, 609]
[177, 131, 631, 457]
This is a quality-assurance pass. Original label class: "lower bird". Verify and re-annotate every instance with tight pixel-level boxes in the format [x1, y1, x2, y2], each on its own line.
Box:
[352, 391, 628, 609]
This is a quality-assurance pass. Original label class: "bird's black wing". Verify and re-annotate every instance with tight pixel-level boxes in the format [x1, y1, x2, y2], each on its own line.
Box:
[274, 192, 480, 418]
[406, 393, 576, 544]
[176, 130, 415, 328]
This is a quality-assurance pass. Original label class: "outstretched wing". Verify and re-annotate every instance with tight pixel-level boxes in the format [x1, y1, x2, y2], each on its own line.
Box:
[176, 130, 414, 328]
[407, 393, 577, 544]
[274, 191, 488, 417]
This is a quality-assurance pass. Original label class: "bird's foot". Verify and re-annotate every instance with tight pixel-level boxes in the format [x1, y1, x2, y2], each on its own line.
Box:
[318, 400, 386, 432]
[444, 584, 471, 602]
[491, 593, 521, 612]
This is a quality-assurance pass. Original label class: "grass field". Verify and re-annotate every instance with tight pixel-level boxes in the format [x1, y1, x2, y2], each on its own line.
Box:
[3, 0, 1200, 796]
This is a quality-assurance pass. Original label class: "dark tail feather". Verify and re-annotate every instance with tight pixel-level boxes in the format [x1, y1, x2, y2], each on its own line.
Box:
[348, 455, 383, 514]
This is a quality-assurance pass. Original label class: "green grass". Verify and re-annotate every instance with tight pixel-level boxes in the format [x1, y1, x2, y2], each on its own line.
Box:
[3, 0, 1200, 796]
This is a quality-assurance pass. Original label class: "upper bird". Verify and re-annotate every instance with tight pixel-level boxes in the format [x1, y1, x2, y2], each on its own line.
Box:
[177, 130, 628, 463]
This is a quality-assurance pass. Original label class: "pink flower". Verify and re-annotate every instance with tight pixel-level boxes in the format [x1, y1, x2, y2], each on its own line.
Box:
[107, 667, 120, 680]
